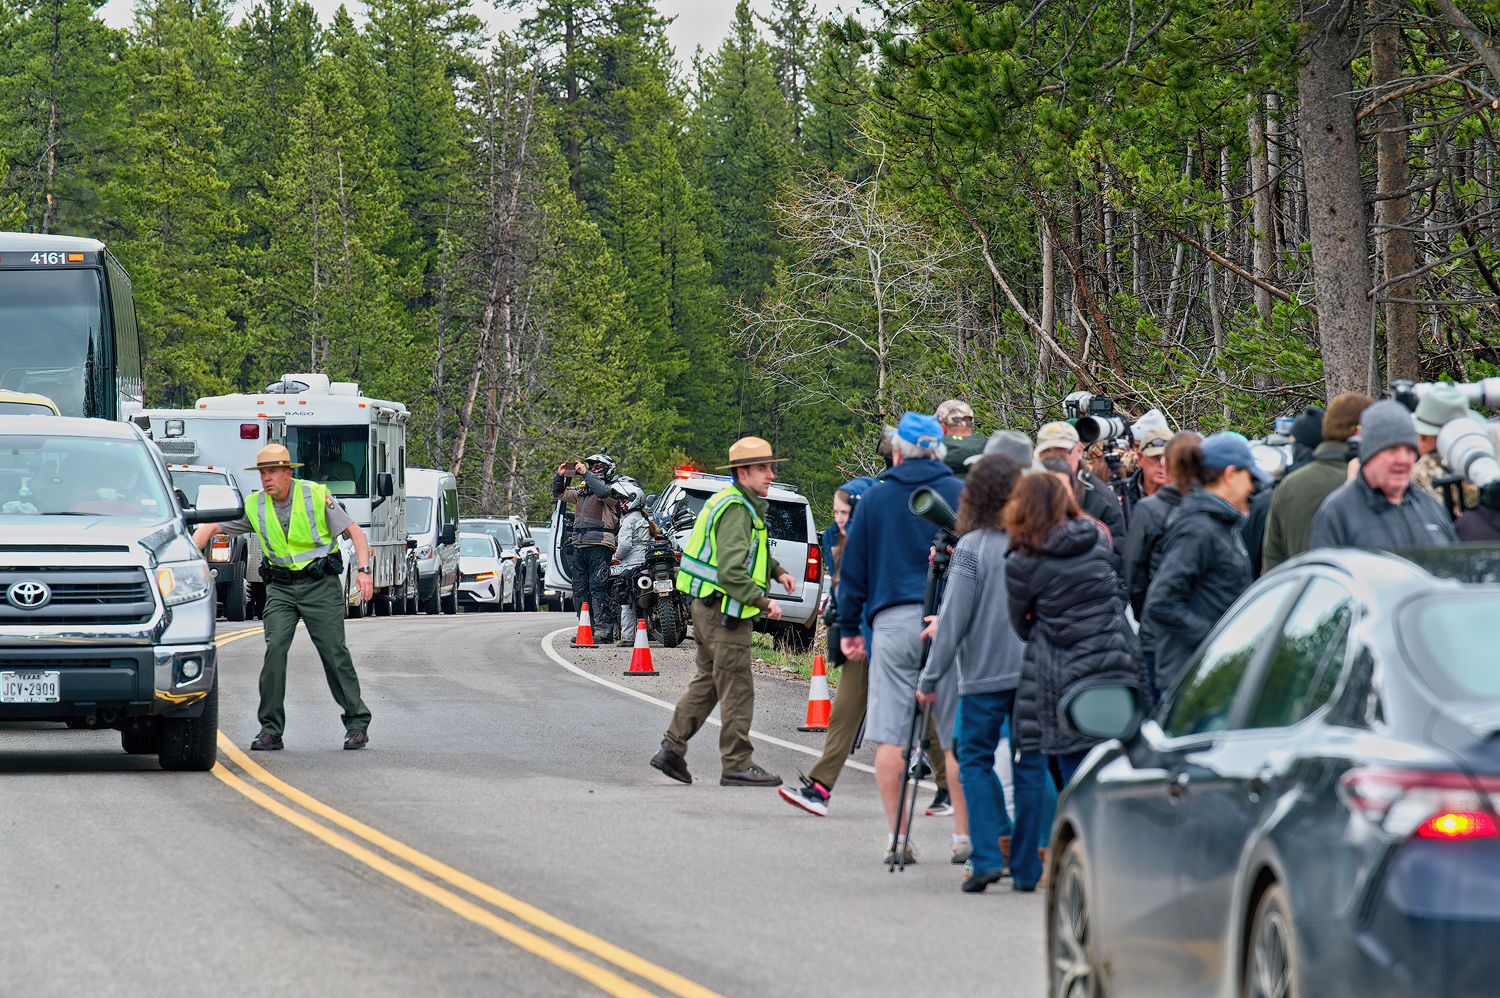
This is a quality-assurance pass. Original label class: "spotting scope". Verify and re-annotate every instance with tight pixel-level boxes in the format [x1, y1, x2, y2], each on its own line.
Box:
[909, 486, 958, 533]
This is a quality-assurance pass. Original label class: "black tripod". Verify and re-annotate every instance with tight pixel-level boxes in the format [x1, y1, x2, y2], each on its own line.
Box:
[889, 487, 959, 872]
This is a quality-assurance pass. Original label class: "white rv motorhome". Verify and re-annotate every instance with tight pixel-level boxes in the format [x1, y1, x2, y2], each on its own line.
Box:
[192, 374, 415, 617]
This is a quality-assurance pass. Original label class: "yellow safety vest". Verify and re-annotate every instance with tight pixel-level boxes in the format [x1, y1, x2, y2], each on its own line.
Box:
[675, 486, 770, 619]
[245, 480, 336, 571]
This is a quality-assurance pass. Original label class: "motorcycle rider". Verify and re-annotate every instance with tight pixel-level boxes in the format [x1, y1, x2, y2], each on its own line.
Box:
[611, 481, 651, 647]
[553, 453, 622, 642]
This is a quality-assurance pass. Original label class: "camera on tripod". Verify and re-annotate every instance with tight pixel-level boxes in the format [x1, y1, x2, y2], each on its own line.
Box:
[1063, 391, 1130, 445]
[1391, 378, 1500, 413]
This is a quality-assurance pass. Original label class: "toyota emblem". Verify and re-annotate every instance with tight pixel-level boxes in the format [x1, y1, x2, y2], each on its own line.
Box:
[7, 581, 51, 609]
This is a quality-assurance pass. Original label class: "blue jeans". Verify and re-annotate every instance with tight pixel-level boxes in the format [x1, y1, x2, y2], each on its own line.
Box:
[1053, 749, 1091, 789]
[957, 691, 1044, 886]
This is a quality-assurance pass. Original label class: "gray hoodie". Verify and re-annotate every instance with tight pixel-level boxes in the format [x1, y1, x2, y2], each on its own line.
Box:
[918, 528, 1027, 697]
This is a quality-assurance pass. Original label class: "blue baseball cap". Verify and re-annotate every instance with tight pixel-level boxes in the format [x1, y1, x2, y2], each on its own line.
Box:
[1201, 431, 1272, 483]
[897, 411, 944, 448]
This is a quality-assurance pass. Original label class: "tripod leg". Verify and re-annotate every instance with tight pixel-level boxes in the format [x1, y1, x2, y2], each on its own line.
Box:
[899, 701, 933, 872]
[888, 697, 924, 873]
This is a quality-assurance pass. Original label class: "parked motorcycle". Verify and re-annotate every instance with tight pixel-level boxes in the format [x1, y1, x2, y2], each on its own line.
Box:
[615, 504, 694, 648]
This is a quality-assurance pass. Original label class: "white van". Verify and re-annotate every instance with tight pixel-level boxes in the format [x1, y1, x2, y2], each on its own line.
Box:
[406, 468, 459, 615]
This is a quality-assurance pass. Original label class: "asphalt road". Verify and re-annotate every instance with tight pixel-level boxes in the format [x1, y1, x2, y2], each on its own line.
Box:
[1, 612, 1045, 998]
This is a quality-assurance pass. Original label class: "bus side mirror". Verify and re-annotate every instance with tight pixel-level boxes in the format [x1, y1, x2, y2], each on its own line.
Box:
[376, 472, 394, 497]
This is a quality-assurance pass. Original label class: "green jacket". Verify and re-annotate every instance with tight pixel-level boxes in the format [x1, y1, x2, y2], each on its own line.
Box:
[942, 433, 986, 478]
[712, 483, 785, 611]
[1261, 442, 1349, 572]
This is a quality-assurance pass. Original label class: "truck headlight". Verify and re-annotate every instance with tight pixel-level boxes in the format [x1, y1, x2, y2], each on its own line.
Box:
[155, 561, 211, 606]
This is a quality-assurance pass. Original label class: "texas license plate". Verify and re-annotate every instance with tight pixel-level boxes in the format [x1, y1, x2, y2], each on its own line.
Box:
[653, 579, 674, 593]
[1, 670, 60, 703]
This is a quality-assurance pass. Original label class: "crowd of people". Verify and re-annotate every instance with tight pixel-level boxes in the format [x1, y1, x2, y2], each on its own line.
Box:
[564, 388, 1492, 892]
[776, 389, 1487, 894]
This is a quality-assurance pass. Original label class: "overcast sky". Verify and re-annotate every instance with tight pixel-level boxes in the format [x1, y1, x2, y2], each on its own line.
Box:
[97, 0, 847, 62]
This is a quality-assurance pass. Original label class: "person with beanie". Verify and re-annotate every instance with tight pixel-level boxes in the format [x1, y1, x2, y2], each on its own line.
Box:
[1308, 399, 1458, 552]
[979, 429, 1034, 469]
[1288, 405, 1327, 472]
[1261, 393, 1372, 572]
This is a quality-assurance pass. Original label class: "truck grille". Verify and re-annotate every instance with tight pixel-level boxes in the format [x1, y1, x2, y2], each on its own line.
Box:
[0, 568, 156, 625]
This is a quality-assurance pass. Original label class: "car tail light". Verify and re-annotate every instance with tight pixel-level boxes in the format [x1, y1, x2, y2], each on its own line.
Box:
[1338, 767, 1500, 839]
[805, 543, 821, 583]
[240, 423, 260, 439]
[208, 534, 232, 563]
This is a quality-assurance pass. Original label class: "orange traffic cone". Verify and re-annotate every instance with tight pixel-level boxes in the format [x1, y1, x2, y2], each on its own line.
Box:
[624, 619, 658, 676]
[798, 655, 831, 731]
[572, 602, 596, 648]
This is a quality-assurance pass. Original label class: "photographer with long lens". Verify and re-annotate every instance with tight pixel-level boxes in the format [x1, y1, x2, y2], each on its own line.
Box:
[1035, 421, 1126, 543]
[1262, 394, 1371, 573]
[835, 412, 964, 865]
[1309, 400, 1458, 552]
[1121, 409, 1171, 517]
[1409, 383, 1480, 505]
[1450, 420, 1500, 539]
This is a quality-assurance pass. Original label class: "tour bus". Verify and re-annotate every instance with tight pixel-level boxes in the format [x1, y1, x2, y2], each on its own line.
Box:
[194, 375, 416, 617]
[0, 232, 143, 420]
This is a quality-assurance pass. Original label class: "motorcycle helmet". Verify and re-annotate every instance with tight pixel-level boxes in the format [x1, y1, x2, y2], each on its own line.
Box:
[584, 452, 617, 478]
[615, 482, 647, 514]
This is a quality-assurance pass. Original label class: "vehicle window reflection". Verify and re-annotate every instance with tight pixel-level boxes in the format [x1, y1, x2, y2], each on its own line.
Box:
[1246, 577, 1354, 729]
[1163, 579, 1299, 738]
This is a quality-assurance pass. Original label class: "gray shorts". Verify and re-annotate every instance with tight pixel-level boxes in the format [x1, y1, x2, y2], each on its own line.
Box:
[867, 604, 927, 746]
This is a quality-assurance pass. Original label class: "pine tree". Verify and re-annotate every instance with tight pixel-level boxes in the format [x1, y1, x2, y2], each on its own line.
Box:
[0, 0, 125, 233]
[697, 0, 791, 306]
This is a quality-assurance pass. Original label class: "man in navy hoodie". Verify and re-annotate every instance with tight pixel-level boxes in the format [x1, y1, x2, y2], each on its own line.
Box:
[838, 411, 965, 864]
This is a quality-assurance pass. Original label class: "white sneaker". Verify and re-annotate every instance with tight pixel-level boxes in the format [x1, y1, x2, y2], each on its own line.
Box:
[951, 838, 972, 864]
[884, 839, 917, 866]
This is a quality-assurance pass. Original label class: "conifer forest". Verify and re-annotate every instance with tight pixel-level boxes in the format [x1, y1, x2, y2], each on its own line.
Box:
[8, 0, 1500, 514]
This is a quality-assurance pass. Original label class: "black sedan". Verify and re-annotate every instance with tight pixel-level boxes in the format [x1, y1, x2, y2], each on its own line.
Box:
[1048, 546, 1500, 998]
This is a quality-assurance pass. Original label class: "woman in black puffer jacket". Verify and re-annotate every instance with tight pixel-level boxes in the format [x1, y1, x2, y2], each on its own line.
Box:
[1146, 433, 1263, 695]
[1005, 473, 1148, 787]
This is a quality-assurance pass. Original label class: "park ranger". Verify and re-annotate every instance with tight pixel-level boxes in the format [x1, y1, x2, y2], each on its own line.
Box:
[651, 436, 798, 787]
[191, 444, 374, 752]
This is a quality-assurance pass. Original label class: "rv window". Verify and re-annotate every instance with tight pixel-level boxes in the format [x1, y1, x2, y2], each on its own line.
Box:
[289, 425, 369, 497]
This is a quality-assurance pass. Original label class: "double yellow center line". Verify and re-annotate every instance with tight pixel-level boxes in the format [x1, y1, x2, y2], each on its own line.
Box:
[210, 630, 725, 998]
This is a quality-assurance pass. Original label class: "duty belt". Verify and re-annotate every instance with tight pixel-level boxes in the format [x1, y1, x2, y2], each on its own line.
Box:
[265, 551, 343, 585]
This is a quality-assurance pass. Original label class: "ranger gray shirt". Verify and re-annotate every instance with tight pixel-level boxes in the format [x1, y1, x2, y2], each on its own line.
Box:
[217, 487, 355, 539]
[918, 528, 1027, 697]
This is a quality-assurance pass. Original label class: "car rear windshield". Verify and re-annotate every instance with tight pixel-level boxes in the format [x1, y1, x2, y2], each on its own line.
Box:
[679, 489, 807, 542]
[465, 521, 516, 547]
[1400, 593, 1500, 700]
[459, 536, 495, 558]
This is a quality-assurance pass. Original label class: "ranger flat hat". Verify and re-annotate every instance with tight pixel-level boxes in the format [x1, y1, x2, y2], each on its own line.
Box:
[246, 444, 303, 470]
[717, 436, 788, 469]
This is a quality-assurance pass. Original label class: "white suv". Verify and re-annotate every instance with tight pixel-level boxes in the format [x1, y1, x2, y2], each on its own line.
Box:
[653, 471, 822, 650]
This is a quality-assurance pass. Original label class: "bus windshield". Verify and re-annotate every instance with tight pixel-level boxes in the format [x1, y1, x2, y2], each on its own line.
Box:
[0, 269, 104, 417]
[289, 425, 369, 497]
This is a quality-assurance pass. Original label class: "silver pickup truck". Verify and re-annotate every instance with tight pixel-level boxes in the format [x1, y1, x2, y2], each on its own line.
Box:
[0, 417, 242, 770]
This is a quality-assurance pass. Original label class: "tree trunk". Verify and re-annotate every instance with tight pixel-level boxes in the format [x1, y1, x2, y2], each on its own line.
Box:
[1248, 91, 1275, 328]
[1299, 0, 1374, 396]
[1372, 0, 1418, 380]
[1041, 221, 1056, 378]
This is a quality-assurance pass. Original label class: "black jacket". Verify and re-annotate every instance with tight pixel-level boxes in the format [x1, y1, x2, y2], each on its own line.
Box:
[1146, 488, 1252, 693]
[1007, 517, 1147, 756]
[1308, 473, 1459, 552]
[1240, 483, 1275, 579]
[1078, 470, 1127, 545]
[1122, 483, 1183, 650]
[1455, 504, 1500, 541]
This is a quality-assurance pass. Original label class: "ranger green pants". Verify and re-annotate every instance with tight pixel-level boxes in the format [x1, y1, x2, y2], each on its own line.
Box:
[259, 574, 371, 738]
[664, 598, 757, 774]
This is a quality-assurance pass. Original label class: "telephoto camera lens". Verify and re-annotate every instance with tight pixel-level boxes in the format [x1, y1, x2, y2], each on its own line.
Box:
[1438, 418, 1500, 489]
[1077, 413, 1130, 444]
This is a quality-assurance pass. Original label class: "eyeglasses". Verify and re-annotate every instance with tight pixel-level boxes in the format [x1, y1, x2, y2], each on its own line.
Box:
[1141, 438, 1169, 451]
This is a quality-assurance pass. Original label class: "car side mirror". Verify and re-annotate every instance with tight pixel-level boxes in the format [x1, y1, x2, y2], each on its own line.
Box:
[184, 484, 244, 525]
[406, 537, 417, 550]
[1060, 684, 1145, 742]
[376, 472, 394, 497]
[645, 493, 658, 508]
[174, 488, 191, 512]
[438, 523, 457, 545]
